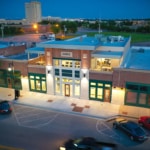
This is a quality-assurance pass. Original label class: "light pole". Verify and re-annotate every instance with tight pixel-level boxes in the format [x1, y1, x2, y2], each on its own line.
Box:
[64, 25, 67, 36]
[8, 61, 20, 100]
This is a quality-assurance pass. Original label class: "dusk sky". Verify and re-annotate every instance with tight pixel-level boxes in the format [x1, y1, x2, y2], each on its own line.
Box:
[0, 0, 150, 19]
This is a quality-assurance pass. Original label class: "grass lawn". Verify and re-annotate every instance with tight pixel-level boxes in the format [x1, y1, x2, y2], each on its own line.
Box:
[87, 32, 150, 44]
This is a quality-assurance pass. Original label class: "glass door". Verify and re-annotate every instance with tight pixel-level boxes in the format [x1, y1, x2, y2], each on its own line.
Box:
[104, 89, 111, 102]
[65, 84, 70, 96]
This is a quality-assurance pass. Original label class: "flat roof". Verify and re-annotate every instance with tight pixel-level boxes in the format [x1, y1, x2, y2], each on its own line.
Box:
[92, 51, 123, 59]
[5, 53, 38, 60]
[37, 35, 99, 50]
[121, 46, 150, 70]
[36, 35, 129, 50]
[25, 47, 45, 54]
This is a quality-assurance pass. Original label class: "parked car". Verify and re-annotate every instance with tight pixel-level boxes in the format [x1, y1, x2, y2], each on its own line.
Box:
[113, 118, 148, 141]
[0, 100, 12, 114]
[60, 137, 117, 150]
[138, 116, 150, 129]
[40, 34, 47, 40]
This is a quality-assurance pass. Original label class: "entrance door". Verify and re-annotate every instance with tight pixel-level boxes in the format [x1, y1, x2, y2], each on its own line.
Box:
[65, 84, 70, 96]
[104, 89, 111, 102]
[7, 78, 12, 88]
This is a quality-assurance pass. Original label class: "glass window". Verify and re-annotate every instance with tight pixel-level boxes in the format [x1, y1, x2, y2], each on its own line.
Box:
[75, 84, 80, 96]
[55, 83, 60, 93]
[105, 84, 111, 87]
[14, 78, 22, 89]
[55, 77, 60, 82]
[90, 82, 96, 86]
[97, 88, 103, 99]
[75, 80, 80, 84]
[30, 79, 35, 90]
[36, 76, 40, 79]
[75, 71, 80, 78]
[41, 81, 46, 91]
[30, 76, 34, 79]
[140, 86, 148, 92]
[98, 83, 103, 87]
[90, 87, 96, 98]
[126, 84, 138, 91]
[36, 80, 40, 90]
[126, 91, 137, 104]
[0, 78, 6, 85]
[148, 95, 150, 105]
[62, 69, 72, 77]
[139, 93, 147, 105]
[54, 59, 59, 66]
[55, 69, 60, 76]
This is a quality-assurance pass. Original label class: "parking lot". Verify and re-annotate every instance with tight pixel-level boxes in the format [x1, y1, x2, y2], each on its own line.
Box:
[12, 104, 59, 128]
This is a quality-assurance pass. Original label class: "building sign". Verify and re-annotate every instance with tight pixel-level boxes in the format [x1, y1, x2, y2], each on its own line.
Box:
[61, 52, 72, 57]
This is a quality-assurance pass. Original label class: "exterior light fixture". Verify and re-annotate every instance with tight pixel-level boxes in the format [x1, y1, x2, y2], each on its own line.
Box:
[8, 62, 14, 72]
[48, 70, 51, 74]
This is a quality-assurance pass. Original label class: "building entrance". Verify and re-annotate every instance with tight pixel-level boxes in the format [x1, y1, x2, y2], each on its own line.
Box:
[65, 84, 70, 96]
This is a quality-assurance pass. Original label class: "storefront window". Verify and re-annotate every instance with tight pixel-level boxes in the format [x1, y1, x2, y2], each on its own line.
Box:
[75, 85, 80, 96]
[89, 80, 112, 101]
[30, 79, 35, 90]
[29, 74, 46, 93]
[139, 93, 147, 105]
[90, 87, 96, 98]
[97, 88, 103, 99]
[126, 91, 137, 104]
[55, 83, 60, 93]
[41, 81, 46, 91]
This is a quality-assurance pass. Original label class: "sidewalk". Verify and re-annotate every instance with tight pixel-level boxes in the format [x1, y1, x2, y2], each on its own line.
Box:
[1, 87, 150, 120]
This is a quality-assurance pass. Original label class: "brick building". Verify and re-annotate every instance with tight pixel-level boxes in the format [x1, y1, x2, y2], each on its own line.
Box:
[0, 34, 150, 108]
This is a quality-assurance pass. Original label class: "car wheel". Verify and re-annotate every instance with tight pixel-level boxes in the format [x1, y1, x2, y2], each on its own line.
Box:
[113, 123, 117, 129]
[130, 136, 134, 141]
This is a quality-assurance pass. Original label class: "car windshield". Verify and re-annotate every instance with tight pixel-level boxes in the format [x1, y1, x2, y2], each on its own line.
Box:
[134, 127, 145, 136]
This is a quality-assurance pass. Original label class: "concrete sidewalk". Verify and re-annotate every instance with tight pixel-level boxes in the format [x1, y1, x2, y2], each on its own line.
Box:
[1, 87, 150, 120]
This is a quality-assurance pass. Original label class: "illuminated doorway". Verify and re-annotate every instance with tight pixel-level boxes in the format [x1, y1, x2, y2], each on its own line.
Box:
[65, 84, 70, 96]
[104, 89, 111, 102]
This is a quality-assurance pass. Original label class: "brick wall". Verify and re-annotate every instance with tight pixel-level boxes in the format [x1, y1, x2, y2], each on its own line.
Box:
[0, 45, 26, 56]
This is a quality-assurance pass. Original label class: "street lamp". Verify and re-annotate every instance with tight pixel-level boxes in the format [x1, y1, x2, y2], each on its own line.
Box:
[64, 25, 67, 36]
[33, 23, 38, 33]
[8, 62, 20, 100]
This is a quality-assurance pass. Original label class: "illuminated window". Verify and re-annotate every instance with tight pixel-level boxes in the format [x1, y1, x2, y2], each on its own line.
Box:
[90, 87, 96, 98]
[75, 85, 80, 96]
[97, 88, 103, 99]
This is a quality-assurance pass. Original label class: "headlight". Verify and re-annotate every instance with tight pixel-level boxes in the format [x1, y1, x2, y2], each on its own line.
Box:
[59, 147, 66, 150]
[74, 143, 78, 147]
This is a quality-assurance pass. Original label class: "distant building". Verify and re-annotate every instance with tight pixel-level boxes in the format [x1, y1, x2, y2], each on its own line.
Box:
[25, 1, 42, 24]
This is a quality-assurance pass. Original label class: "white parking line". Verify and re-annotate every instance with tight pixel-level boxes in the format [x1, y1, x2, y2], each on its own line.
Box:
[96, 120, 121, 140]
[12, 104, 60, 128]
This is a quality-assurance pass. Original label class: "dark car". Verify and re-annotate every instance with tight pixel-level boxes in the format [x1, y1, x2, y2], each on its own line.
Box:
[40, 34, 47, 40]
[60, 137, 117, 150]
[0, 100, 12, 114]
[113, 118, 148, 141]
[138, 116, 150, 129]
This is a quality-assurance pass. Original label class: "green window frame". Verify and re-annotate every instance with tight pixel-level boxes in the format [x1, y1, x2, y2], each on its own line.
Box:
[125, 82, 150, 108]
[28, 73, 47, 93]
[89, 80, 112, 101]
